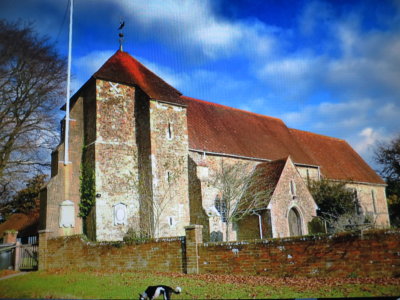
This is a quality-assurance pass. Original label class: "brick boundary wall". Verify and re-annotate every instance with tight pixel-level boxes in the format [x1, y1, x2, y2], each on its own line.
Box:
[39, 232, 186, 273]
[39, 228, 400, 277]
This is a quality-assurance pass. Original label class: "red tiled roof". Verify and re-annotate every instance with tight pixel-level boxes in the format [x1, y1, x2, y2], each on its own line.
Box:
[0, 212, 39, 238]
[256, 158, 287, 190]
[94, 50, 184, 105]
[78, 50, 383, 185]
[289, 129, 385, 184]
[181, 96, 315, 165]
[238, 158, 287, 211]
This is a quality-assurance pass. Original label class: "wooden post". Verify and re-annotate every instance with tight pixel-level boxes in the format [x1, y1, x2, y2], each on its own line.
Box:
[184, 225, 203, 274]
[14, 241, 21, 271]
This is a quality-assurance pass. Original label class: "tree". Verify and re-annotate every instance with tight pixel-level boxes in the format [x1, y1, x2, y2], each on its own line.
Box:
[0, 174, 47, 220]
[212, 160, 272, 241]
[0, 20, 66, 202]
[374, 134, 400, 227]
[308, 178, 368, 233]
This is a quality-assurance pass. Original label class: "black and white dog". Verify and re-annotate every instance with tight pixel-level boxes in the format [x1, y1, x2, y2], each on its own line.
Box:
[139, 285, 181, 300]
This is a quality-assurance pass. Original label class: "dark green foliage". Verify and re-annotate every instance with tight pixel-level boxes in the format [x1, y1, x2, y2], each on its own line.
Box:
[308, 217, 326, 234]
[374, 135, 400, 227]
[0, 174, 46, 220]
[308, 178, 357, 220]
[79, 163, 95, 218]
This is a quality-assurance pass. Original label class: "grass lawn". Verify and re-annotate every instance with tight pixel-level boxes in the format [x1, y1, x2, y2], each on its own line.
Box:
[0, 269, 399, 299]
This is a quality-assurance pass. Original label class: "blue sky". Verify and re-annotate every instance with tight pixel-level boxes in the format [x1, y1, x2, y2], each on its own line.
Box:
[1, 0, 399, 169]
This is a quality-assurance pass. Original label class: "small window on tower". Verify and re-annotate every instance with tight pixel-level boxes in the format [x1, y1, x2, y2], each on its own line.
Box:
[167, 122, 173, 140]
[166, 171, 172, 184]
[290, 180, 296, 196]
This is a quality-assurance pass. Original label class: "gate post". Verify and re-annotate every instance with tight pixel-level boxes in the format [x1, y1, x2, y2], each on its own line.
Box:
[185, 225, 203, 274]
[38, 229, 52, 270]
[14, 241, 21, 271]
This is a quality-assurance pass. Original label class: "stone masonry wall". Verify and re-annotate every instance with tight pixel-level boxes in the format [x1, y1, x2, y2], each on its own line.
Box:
[95, 80, 140, 241]
[149, 101, 190, 237]
[345, 182, 390, 227]
[41, 89, 85, 237]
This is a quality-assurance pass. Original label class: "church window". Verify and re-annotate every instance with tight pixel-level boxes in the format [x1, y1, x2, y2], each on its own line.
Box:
[167, 122, 173, 140]
[168, 216, 175, 227]
[166, 171, 172, 184]
[290, 180, 296, 196]
[371, 189, 377, 213]
[352, 189, 362, 215]
[215, 196, 227, 222]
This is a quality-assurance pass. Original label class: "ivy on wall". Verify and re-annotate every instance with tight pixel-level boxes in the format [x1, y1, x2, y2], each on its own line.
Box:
[79, 162, 95, 218]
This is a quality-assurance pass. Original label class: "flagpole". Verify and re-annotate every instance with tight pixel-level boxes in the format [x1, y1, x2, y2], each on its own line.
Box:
[64, 0, 73, 165]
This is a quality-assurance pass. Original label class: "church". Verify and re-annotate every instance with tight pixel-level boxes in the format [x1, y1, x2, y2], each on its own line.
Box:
[39, 49, 390, 242]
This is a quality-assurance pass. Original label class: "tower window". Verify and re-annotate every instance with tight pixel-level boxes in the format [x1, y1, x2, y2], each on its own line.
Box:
[167, 122, 173, 140]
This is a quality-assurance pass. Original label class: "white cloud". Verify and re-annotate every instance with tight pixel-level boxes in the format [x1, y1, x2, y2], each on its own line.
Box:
[353, 127, 382, 154]
[111, 0, 277, 60]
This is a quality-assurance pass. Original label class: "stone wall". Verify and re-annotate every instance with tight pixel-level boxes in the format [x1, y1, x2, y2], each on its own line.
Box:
[39, 228, 400, 278]
[149, 100, 190, 237]
[345, 182, 390, 227]
[94, 80, 140, 241]
[40, 83, 87, 238]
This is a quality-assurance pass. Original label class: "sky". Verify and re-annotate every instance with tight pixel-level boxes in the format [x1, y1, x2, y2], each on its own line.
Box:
[1, 0, 399, 170]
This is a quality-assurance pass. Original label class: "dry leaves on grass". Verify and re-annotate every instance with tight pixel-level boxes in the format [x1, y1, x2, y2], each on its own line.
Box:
[151, 271, 400, 291]
[0, 269, 18, 278]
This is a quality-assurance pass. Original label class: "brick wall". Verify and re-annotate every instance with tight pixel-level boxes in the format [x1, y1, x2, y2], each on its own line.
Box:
[39, 228, 400, 278]
[198, 230, 400, 278]
[43, 235, 185, 273]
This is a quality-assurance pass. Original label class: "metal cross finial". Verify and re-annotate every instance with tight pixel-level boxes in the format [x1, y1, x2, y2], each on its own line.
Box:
[118, 19, 125, 51]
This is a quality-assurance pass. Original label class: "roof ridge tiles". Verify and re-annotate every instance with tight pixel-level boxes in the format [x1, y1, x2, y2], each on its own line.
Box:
[181, 95, 284, 123]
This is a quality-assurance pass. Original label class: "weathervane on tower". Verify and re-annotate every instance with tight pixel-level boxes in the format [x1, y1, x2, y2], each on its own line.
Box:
[118, 19, 125, 51]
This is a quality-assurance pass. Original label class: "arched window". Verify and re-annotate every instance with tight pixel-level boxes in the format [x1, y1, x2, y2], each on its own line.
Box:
[288, 207, 302, 237]
[215, 196, 227, 222]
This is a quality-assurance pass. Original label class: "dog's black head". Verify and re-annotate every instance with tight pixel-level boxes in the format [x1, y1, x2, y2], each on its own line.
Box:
[138, 292, 147, 300]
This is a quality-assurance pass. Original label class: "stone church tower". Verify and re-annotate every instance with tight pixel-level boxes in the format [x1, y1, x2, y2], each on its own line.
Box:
[40, 50, 190, 241]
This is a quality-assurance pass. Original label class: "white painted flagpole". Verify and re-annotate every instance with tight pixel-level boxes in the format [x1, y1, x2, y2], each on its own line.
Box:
[64, 0, 73, 165]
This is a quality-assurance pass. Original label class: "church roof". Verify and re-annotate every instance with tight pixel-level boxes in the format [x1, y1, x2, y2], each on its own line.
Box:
[78, 50, 384, 185]
[181, 96, 315, 165]
[289, 129, 385, 184]
[237, 158, 287, 212]
[93, 50, 184, 105]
